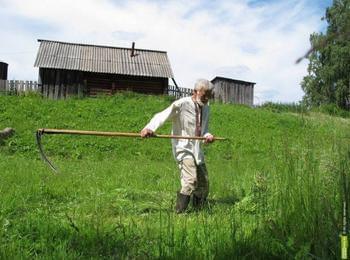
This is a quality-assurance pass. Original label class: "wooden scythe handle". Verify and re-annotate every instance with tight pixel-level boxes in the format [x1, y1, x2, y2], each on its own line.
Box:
[37, 128, 226, 141]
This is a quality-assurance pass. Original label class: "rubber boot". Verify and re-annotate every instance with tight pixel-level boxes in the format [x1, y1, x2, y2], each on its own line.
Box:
[175, 192, 190, 213]
[192, 194, 207, 210]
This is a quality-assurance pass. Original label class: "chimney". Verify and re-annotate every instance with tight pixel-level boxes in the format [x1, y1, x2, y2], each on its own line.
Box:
[130, 42, 139, 57]
[131, 42, 136, 57]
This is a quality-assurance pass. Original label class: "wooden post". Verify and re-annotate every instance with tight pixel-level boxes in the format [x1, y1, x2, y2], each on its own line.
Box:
[38, 69, 43, 95]
[84, 79, 88, 96]
[0, 80, 5, 92]
[55, 70, 60, 99]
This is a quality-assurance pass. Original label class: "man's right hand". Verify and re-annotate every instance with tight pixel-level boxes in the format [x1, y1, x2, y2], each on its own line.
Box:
[140, 128, 155, 138]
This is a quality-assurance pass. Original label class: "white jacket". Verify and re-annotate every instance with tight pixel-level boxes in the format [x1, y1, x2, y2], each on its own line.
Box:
[144, 96, 211, 165]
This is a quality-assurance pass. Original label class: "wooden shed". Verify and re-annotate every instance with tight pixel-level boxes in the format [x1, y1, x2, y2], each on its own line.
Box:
[34, 39, 174, 99]
[0, 61, 8, 80]
[211, 76, 255, 106]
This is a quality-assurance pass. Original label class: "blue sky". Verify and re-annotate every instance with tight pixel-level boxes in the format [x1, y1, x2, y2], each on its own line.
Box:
[0, 0, 332, 103]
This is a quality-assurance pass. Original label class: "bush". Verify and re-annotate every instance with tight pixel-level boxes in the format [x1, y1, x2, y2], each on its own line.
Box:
[258, 102, 307, 114]
[316, 104, 350, 118]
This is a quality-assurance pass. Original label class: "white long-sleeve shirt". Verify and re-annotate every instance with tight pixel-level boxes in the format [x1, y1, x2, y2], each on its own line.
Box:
[144, 96, 211, 165]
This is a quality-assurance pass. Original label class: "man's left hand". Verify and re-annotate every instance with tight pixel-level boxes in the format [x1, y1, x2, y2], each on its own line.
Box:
[204, 134, 214, 144]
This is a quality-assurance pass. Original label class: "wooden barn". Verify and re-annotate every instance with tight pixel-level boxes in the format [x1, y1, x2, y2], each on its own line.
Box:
[211, 76, 255, 106]
[34, 39, 174, 99]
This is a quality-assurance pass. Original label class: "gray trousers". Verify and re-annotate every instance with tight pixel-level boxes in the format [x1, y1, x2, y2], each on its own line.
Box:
[178, 158, 209, 198]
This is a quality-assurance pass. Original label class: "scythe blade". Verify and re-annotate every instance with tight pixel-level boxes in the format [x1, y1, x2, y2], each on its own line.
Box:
[36, 130, 58, 173]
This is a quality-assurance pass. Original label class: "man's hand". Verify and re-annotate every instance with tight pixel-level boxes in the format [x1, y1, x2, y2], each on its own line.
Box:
[204, 134, 214, 144]
[141, 128, 155, 138]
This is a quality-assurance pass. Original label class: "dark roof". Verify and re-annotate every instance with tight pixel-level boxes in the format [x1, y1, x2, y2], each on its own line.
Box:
[211, 76, 255, 85]
[34, 39, 174, 78]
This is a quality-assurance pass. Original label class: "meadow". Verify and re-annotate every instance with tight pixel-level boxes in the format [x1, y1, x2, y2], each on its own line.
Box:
[0, 93, 349, 259]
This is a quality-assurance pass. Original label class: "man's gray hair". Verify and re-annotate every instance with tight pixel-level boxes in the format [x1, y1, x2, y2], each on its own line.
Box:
[194, 79, 214, 93]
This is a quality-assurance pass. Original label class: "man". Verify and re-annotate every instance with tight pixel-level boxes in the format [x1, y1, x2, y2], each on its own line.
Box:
[140, 79, 215, 213]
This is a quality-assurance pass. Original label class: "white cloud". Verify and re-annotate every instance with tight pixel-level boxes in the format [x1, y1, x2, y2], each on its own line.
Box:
[0, 0, 329, 103]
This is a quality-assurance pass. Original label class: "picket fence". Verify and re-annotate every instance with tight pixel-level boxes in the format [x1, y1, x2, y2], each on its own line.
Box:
[0, 80, 39, 94]
[167, 85, 193, 98]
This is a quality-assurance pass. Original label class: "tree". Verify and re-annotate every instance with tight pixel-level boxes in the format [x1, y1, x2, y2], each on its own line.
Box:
[300, 0, 350, 110]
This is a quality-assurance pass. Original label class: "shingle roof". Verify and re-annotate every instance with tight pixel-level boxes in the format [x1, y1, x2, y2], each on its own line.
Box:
[211, 76, 255, 85]
[34, 39, 174, 78]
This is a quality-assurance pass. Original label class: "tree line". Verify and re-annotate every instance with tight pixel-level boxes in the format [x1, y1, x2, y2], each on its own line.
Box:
[300, 0, 350, 110]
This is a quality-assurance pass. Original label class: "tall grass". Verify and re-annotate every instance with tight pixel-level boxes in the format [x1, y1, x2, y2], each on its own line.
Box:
[0, 93, 349, 258]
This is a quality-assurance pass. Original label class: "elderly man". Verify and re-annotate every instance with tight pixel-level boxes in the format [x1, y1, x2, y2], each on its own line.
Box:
[141, 79, 216, 213]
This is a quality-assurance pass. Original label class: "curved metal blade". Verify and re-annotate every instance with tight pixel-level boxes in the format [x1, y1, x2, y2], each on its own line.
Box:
[36, 130, 58, 173]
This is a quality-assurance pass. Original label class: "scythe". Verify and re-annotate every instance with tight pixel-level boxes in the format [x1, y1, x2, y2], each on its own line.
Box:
[36, 128, 226, 173]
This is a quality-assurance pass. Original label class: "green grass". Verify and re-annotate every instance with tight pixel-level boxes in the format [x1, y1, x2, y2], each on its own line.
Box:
[0, 93, 349, 259]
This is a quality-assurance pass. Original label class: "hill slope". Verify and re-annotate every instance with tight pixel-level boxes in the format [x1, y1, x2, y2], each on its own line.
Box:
[0, 93, 349, 259]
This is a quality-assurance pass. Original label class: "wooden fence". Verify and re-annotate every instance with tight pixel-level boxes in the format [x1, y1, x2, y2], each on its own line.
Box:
[0, 80, 39, 94]
[167, 85, 193, 99]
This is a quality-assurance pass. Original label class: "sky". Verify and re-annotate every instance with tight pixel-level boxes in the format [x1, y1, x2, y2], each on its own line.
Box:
[0, 0, 332, 104]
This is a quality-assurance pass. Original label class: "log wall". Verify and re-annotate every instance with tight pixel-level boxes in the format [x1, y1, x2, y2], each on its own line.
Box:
[39, 68, 168, 99]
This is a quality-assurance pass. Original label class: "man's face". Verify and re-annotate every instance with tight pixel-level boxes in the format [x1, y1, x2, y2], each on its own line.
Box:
[194, 89, 212, 106]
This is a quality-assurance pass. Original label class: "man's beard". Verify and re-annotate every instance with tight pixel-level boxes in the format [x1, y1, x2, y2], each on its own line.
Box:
[195, 96, 204, 107]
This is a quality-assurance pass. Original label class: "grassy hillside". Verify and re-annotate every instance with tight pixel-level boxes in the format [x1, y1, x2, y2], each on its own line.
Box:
[0, 93, 349, 259]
